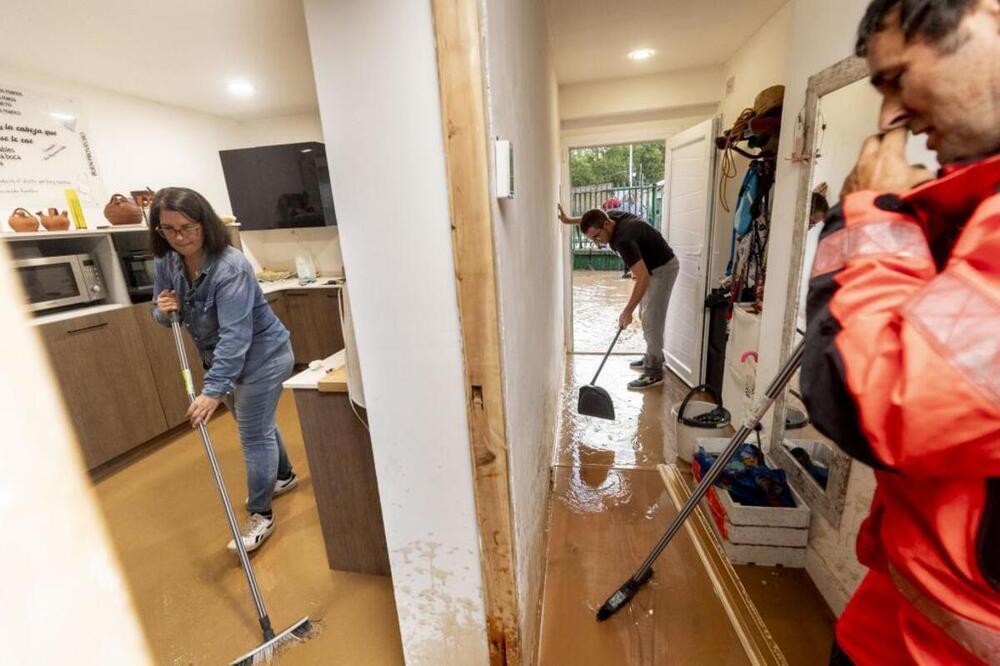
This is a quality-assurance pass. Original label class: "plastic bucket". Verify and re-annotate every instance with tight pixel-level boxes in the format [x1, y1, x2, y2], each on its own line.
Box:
[670, 384, 731, 462]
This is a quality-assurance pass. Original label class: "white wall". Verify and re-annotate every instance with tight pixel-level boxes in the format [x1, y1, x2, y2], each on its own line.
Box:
[719, 3, 794, 130]
[238, 112, 324, 147]
[0, 63, 341, 275]
[303, 1, 490, 664]
[0, 64, 243, 223]
[710, 2, 793, 285]
[559, 66, 723, 123]
[0, 245, 154, 662]
[480, 0, 562, 661]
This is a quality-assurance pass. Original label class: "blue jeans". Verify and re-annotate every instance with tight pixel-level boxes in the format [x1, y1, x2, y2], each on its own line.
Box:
[222, 343, 295, 514]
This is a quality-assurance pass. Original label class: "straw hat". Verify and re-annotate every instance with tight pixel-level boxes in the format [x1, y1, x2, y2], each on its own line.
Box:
[752, 85, 785, 118]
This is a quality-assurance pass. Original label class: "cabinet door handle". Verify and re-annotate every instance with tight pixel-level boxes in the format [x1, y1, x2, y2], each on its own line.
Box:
[286, 293, 308, 298]
[67, 322, 109, 335]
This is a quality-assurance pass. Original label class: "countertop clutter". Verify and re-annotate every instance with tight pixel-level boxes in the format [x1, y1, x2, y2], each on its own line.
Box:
[284, 349, 347, 391]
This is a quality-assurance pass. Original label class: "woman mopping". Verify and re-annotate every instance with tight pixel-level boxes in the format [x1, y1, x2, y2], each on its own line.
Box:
[150, 187, 297, 553]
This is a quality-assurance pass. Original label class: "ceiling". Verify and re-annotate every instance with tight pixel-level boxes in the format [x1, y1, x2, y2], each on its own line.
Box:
[545, 0, 789, 84]
[0, 0, 788, 121]
[0, 0, 318, 121]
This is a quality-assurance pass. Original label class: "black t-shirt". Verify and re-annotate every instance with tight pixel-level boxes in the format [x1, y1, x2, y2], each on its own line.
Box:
[607, 210, 675, 271]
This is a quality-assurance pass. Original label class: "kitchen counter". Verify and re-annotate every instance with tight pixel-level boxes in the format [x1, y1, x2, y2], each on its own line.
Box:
[286, 349, 389, 576]
[258, 276, 343, 295]
[26, 277, 343, 327]
[283, 350, 346, 390]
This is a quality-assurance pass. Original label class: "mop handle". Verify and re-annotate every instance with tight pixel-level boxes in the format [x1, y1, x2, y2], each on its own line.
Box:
[632, 339, 805, 579]
[590, 327, 624, 385]
[168, 312, 273, 634]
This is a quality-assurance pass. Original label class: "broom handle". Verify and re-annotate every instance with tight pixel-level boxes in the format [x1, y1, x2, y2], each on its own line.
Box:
[590, 327, 624, 385]
[169, 313, 274, 636]
[631, 339, 805, 579]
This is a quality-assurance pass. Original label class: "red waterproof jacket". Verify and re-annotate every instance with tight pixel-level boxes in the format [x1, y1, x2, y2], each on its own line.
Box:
[801, 154, 1000, 664]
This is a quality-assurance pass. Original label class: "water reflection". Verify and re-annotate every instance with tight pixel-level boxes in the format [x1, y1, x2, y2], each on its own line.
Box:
[557, 354, 678, 469]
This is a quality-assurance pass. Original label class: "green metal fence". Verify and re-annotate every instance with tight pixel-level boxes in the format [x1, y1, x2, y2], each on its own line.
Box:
[571, 184, 661, 270]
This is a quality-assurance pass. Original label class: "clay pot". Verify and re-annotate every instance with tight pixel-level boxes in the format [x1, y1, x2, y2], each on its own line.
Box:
[104, 193, 143, 226]
[38, 207, 71, 231]
[8, 207, 39, 232]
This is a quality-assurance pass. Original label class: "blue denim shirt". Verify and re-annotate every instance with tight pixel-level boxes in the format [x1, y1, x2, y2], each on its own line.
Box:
[151, 247, 290, 397]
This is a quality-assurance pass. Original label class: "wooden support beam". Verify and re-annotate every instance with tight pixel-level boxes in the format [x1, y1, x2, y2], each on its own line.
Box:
[430, 1, 521, 664]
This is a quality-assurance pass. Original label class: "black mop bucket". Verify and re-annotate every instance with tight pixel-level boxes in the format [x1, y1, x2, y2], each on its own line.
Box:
[671, 384, 731, 462]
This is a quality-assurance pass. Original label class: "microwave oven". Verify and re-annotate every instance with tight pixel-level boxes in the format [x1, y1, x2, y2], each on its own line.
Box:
[14, 254, 108, 313]
[119, 250, 155, 302]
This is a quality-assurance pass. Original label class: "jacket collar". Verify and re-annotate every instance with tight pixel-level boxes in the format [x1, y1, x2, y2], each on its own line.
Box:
[902, 153, 1000, 238]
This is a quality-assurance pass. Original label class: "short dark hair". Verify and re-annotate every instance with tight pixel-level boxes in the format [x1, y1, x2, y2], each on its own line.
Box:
[855, 0, 977, 56]
[580, 208, 609, 234]
[811, 192, 830, 218]
[148, 187, 232, 258]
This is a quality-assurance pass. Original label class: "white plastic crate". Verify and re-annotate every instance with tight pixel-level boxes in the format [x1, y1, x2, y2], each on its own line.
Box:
[695, 437, 811, 567]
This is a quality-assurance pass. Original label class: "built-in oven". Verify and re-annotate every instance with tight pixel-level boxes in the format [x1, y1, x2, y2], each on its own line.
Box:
[119, 250, 156, 302]
[14, 254, 107, 313]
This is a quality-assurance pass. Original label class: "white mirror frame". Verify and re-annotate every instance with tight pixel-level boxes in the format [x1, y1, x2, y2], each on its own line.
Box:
[769, 55, 869, 529]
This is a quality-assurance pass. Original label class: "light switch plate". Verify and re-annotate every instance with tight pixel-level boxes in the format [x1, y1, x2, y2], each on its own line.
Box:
[494, 138, 514, 199]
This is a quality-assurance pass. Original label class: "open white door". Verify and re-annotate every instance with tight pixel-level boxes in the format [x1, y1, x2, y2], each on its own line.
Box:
[662, 117, 719, 386]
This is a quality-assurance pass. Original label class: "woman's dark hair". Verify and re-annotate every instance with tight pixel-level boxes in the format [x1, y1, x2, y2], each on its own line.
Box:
[856, 0, 977, 56]
[148, 187, 232, 258]
[580, 208, 609, 234]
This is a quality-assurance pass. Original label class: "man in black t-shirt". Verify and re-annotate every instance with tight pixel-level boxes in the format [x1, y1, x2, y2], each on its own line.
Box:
[559, 204, 680, 389]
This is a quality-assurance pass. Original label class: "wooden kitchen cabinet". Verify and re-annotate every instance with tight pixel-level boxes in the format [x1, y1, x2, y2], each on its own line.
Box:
[132, 303, 206, 428]
[264, 292, 290, 331]
[284, 289, 344, 364]
[39, 307, 168, 469]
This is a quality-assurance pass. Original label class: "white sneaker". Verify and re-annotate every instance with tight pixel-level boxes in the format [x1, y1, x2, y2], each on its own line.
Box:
[227, 513, 275, 553]
[244, 472, 299, 508]
[273, 472, 299, 498]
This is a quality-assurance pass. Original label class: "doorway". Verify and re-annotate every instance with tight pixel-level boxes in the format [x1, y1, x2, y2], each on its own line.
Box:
[568, 140, 665, 355]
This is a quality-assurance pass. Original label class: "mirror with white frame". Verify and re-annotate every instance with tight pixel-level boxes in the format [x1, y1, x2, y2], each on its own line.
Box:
[769, 56, 938, 527]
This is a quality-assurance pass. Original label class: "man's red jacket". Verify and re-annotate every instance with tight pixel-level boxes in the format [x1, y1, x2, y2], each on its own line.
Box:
[802, 154, 1000, 664]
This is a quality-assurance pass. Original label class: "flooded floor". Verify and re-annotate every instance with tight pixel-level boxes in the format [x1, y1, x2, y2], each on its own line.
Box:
[94, 391, 404, 665]
[539, 277, 836, 664]
[573, 270, 646, 354]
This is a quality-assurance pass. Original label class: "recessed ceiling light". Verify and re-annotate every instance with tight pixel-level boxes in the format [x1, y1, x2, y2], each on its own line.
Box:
[49, 112, 76, 121]
[227, 80, 256, 97]
[628, 48, 656, 61]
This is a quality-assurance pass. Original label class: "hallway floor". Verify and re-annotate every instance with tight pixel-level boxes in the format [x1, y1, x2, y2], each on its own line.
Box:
[538, 275, 835, 664]
[573, 270, 646, 354]
[93, 391, 404, 665]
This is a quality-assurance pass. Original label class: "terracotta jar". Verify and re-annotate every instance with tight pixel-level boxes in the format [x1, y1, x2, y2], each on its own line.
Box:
[104, 193, 143, 226]
[38, 207, 71, 231]
[8, 207, 39, 232]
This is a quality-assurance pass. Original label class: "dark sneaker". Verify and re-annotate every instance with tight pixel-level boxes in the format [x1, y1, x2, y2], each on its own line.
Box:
[628, 374, 663, 390]
[629, 358, 645, 371]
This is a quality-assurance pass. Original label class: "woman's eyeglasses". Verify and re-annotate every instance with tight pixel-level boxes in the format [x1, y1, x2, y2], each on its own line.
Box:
[157, 222, 202, 238]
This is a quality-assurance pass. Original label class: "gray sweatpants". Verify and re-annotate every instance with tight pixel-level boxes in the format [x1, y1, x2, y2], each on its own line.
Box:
[640, 257, 680, 375]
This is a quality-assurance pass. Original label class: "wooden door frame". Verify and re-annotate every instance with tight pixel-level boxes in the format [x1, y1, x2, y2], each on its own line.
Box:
[430, 1, 521, 663]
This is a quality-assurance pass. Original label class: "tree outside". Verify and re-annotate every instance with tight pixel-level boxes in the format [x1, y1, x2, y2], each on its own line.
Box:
[569, 141, 665, 188]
